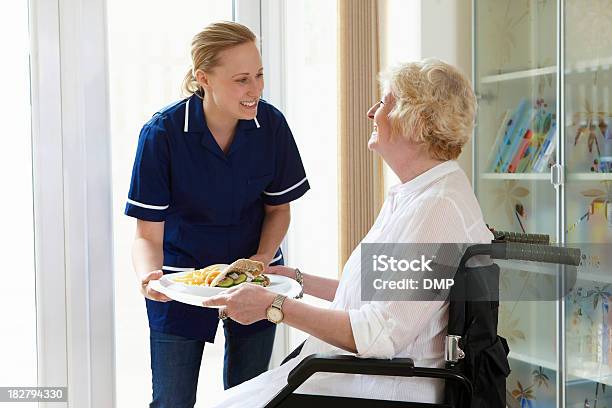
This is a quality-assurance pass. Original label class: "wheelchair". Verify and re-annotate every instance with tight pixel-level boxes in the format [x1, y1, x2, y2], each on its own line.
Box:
[264, 231, 581, 408]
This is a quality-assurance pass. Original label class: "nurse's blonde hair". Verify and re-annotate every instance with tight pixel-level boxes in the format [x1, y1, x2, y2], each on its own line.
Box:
[182, 21, 257, 96]
[383, 59, 477, 161]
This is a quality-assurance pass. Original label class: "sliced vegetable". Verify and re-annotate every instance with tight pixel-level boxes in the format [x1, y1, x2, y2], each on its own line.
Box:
[216, 277, 234, 287]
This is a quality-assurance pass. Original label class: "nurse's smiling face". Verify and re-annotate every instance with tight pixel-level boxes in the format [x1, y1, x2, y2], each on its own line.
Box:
[197, 41, 264, 122]
[366, 90, 395, 153]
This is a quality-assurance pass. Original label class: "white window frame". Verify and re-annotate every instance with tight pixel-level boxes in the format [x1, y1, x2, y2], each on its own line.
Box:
[235, 0, 294, 367]
[31, 0, 291, 406]
[30, 0, 115, 406]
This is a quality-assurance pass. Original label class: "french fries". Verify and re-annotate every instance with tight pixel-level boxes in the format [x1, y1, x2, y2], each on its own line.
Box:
[171, 264, 224, 286]
[171, 260, 269, 288]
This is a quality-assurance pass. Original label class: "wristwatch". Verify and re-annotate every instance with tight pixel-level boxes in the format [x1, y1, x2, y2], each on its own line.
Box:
[294, 268, 304, 299]
[266, 294, 287, 324]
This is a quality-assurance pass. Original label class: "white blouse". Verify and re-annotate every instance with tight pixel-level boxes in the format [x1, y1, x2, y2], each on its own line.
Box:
[210, 160, 493, 407]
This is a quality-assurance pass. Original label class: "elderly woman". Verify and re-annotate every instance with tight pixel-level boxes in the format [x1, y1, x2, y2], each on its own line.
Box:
[203, 58, 493, 407]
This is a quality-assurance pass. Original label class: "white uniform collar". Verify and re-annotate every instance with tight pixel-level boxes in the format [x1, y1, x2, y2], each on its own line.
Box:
[388, 160, 460, 198]
[184, 93, 262, 133]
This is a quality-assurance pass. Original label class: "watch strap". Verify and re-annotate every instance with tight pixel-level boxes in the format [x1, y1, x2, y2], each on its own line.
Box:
[294, 268, 304, 299]
[272, 294, 287, 310]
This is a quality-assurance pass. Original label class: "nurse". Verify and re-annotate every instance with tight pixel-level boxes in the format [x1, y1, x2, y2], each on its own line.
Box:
[124, 21, 310, 408]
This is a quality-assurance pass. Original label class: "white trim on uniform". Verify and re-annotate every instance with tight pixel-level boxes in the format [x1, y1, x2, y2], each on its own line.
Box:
[162, 266, 195, 272]
[270, 252, 282, 263]
[127, 198, 169, 210]
[263, 177, 308, 196]
[183, 98, 190, 132]
[254, 117, 260, 128]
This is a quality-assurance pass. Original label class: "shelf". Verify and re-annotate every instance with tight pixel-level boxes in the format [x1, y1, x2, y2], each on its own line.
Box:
[479, 57, 612, 84]
[566, 56, 612, 75]
[510, 351, 612, 386]
[480, 172, 612, 181]
[481, 172, 548, 180]
[509, 351, 556, 371]
[574, 270, 612, 285]
[496, 259, 558, 278]
[567, 173, 612, 181]
[497, 259, 612, 285]
[568, 363, 612, 387]
[481, 66, 556, 84]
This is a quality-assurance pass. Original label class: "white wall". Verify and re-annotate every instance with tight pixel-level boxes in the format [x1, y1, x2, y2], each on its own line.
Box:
[381, 0, 473, 191]
[421, 0, 473, 181]
[380, 0, 420, 190]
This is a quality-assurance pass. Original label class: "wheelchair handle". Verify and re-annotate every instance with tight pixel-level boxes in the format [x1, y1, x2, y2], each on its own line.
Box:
[491, 242, 581, 266]
[491, 229, 550, 244]
[458, 241, 581, 271]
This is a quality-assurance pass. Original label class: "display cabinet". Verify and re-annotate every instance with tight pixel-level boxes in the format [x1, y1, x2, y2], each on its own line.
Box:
[473, 0, 612, 406]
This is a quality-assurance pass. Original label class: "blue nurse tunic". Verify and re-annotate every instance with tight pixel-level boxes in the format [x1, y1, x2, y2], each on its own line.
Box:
[125, 93, 310, 341]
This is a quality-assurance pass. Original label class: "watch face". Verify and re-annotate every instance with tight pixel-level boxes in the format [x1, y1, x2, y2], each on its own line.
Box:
[266, 307, 283, 323]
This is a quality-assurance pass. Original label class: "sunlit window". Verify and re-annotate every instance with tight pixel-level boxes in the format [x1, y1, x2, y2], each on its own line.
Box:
[284, 0, 339, 348]
[106, 2, 233, 405]
[381, 0, 421, 190]
[0, 3, 37, 406]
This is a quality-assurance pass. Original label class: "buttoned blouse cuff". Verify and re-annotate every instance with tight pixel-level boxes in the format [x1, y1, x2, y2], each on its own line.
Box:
[262, 177, 310, 206]
[125, 198, 168, 222]
[348, 306, 396, 359]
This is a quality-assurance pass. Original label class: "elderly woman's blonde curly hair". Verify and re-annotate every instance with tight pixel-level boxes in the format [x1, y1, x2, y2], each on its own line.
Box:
[383, 59, 477, 161]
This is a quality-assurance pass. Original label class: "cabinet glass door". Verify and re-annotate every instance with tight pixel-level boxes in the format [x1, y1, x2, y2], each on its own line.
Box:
[474, 1, 559, 406]
[563, 0, 612, 406]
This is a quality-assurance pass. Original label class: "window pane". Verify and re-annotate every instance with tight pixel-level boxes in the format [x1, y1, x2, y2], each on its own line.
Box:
[107, 3, 232, 406]
[381, 0, 421, 190]
[0, 1, 37, 404]
[284, 0, 338, 345]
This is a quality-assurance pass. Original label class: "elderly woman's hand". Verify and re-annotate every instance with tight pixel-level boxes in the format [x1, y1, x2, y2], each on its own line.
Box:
[202, 284, 277, 325]
[267, 265, 297, 278]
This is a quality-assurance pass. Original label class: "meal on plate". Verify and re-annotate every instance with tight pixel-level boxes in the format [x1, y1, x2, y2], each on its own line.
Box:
[172, 259, 270, 288]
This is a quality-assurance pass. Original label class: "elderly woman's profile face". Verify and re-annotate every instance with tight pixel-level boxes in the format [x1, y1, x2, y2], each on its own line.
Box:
[367, 90, 395, 152]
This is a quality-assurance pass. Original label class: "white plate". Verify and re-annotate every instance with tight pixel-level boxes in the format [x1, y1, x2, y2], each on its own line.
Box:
[149, 270, 302, 308]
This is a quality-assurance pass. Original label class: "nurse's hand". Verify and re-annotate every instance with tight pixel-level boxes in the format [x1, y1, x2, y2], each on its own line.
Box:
[202, 284, 276, 325]
[139, 270, 172, 302]
[249, 254, 272, 271]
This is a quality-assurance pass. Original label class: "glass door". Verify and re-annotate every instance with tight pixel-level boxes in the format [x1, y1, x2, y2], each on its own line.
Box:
[474, 1, 559, 406]
[563, 0, 612, 406]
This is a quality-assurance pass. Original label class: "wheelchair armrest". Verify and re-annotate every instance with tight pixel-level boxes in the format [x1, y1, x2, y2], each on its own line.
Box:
[288, 354, 472, 396]
[287, 354, 415, 385]
[265, 354, 472, 408]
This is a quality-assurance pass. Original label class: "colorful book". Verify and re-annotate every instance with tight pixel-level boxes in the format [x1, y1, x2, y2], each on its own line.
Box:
[500, 105, 534, 172]
[524, 113, 553, 172]
[491, 99, 529, 172]
[533, 120, 557, 171]
[516, 139, 537, 173]
[532, 121, 557, 172]
[508, 129, 533, 173]
[486, 110, 512, 172]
